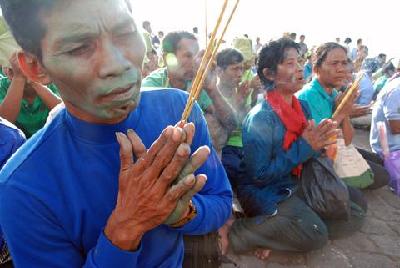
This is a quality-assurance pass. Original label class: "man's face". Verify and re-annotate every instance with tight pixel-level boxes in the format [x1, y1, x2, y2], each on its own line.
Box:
[218, 62, 243, 88]
[274, 48, 304, 94]
[168, 38, 199, 81]
[40, 0, 145, 124]
[316, 48, 348, 89]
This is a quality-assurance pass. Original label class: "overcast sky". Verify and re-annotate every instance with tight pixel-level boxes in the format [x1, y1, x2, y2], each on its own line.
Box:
[133, 0, 398, 59]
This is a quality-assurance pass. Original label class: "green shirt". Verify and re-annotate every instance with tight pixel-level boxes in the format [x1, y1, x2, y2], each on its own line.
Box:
[0, 77, 59, 137]
[296, 78, 338, 124]
[142, 68, 212, 111]
[373, 75, 388, 95]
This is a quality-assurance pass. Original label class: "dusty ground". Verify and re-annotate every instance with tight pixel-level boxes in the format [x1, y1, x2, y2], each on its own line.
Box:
[222, 129, 400, 268]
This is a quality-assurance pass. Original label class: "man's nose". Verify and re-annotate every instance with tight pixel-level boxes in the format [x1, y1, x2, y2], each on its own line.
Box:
[98, 41, 132, 78]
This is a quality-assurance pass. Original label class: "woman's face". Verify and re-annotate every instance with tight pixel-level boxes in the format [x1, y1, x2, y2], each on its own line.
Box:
[273, 48, 304, 95]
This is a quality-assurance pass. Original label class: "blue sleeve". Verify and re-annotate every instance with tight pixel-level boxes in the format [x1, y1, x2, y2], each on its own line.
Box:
[0, 186, 142, 267]
[356, 75, 374, 105]
[243, 110, 315, 184]
[383, 89, 400, 121]
[170, 102, 232, 234]
[0, 124, 25, 169]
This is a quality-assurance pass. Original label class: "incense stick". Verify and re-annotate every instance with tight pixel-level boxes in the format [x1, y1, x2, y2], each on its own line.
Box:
[181, 0, 240, 122]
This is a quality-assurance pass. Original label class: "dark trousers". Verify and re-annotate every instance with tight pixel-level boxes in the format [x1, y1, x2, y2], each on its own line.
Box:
[357, 148, 390, 189]
[221, 146, 246, 189]
[228, 187, 366, 254]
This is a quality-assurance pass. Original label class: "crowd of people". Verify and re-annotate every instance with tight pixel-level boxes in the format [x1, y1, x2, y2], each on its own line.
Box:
[0, 1, 399, 267]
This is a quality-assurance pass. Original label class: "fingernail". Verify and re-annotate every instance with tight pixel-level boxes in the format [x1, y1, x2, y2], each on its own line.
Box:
[184, 175, 195, 185]
[173, 128, 182, 141]
[127, 129, 134, 134]
[115, 132, 122, 142]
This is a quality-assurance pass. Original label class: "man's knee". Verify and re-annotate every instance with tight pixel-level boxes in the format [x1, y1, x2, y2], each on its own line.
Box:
[284, 215, 329, 252]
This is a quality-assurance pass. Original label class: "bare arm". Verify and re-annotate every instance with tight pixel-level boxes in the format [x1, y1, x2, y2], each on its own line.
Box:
[205, 85, 237, 134]
[31, 82, 62, 110]
[0, 77, 25, 123]
[341, 116, 354, 146]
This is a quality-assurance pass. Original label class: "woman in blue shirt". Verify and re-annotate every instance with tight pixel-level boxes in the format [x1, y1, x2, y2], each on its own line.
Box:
[219, 38, 367, 259]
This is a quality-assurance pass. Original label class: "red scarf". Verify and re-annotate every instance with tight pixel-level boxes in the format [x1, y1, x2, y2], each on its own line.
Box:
[266, 91, 307, 177]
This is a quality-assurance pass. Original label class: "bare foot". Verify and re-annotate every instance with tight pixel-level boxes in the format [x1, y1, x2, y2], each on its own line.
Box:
[218, 218, 234, 255]
[254, 248, 271, 261]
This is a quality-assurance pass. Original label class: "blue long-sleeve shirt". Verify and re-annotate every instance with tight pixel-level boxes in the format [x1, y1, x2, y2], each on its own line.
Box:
[0, 88, 232, 268]
[239, 100, 315, 216]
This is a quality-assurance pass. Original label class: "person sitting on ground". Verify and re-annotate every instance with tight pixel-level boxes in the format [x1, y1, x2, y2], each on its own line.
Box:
[215, 48, 253, 188]
[0, 52, 61, 137]
[142, 31, 237, 153]
[0, 0, 232, 267]
[218, 38, 366, 260]
[356, 58, 379, 105]
[370, 77, 400, 155]
[296, 42, 389, 190]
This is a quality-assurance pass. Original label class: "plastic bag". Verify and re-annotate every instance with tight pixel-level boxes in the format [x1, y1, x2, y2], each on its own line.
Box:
[378, 121, 400, 196]
[301, 157, 351, 220]
[384, 151, 400, 196]
[334, 138, 374, 189]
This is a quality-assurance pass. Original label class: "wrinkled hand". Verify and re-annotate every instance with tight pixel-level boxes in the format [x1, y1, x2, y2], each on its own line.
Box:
[164, 122, 209, 225]
[302, 119, 338, 151]
[105, 124, 209, 250]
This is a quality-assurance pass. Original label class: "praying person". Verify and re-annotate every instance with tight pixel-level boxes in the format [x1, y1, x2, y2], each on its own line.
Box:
[219, 38, 366, 260]
[0, 0, 232, 267]
[297, 42, 389, 190]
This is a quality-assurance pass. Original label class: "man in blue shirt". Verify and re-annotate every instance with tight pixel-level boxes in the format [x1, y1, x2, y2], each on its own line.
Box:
[0, 0, 232, 267]
[370, 78, 400, 154]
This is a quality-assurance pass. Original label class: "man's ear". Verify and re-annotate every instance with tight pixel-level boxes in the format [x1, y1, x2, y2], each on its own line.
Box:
[312, 65, 319, 76]
[17, 52, 52, 85]
[262, 68, 275, 81]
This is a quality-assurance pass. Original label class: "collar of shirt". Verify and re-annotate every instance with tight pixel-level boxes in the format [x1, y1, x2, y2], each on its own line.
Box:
[311, 78, 338, 105]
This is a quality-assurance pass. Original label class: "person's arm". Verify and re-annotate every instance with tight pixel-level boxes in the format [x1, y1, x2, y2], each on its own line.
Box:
[0, 53, 28, 123]
[31, 82, 62, 110]
[171, 103, 232, 234]
[0, 77, 25, 123]
[341, 116, 354, 146]
[204, 84, 237, 135]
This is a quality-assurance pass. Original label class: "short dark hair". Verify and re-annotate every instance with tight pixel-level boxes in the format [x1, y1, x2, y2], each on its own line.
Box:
[314, 42, 347, 68]
[0, 0, 57, 60]
[0, 0, 132, 60]
[216, 48, 244, 70]
[357, 38, 362, 45]
[382, 62, 395, 75]
[162, 31, 197, 54]
[142, 21, 151, 28]
[257, 38, 299, 89]
[344, 37, 352, 44]
[378, 53, 386, 59]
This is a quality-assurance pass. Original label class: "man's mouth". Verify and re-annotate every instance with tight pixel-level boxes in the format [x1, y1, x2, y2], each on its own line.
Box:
[99, 83, 136, 103]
